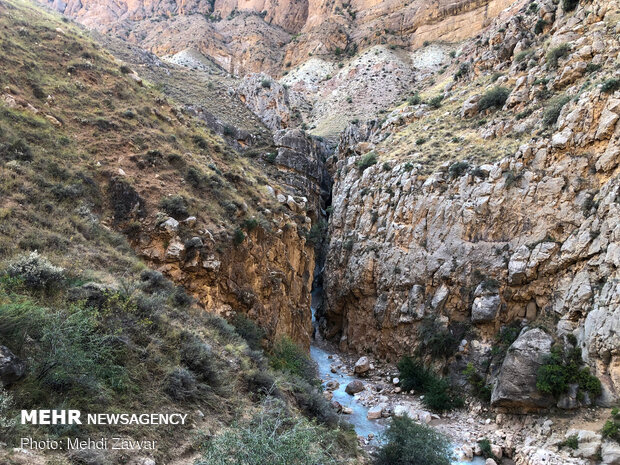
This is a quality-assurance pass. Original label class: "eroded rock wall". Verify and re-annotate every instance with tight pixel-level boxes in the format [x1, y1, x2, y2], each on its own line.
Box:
[323, 0, 620, 405]
[41, 0, 522, 75]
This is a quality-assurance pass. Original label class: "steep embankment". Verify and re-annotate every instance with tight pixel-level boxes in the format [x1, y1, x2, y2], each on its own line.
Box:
[0, 0, 325, 347]
[0, 1, 360, 464]
[322, 0, 620, 415]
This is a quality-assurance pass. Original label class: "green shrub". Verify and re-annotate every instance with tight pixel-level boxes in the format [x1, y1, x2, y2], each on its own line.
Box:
[270, 336, 317, 384]
[396, 356, 463, 411]
[0, 300, 129, 396]
[429, 95, 444, 109]
[546, 44, 570, 68]
[186, 166, 207, 188]
[198, 400, 338, 465]
[375, 415, 451, 465]
[159, 195, 189, 219]
[232, 314, 264, 351]
[478, 87, 510, 111]
[602, 419, 620, 441]
[601, 78, 620, 94]
[233, 228, 245, 245]
[356, 152, 377, 172]
[0, 386, 15, 429]
[534, 19, 547, 34]
[536, 343, 602, 400]
[562, 0, 579, 12]
[261, 78, 272, 88]
[139, 269, 173, 294]
[245, 370, 278, 399]
[0, 139, 33, 161]
[408, 93, 422, 105]
[449, 160, 470, 178]
[397, 357, 432, 392]
[164, 367, 205, 401]
[515, 50, 532, 63]
[454, 63, 469, 81]
[560, 434, 579, 450]
[478, 438, 499, 460]
[264, 152, 277, 164]
[306, 220, 327, 246]
[179, 332, 217, 385]
[423, 378, 464, 412]
[290, 378, 339, 427]
[222, 125, 235, 137]
[6, 252, 65, 292]
[463, 363, 492, 403]
[242, 218, 259, 232]
[542, 95, 570, 127]
[416, 317, 460, 359]
[504, 170, 524, 188]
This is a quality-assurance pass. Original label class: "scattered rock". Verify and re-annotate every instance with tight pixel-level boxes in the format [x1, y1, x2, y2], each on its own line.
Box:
[345, 380, 365, 395]
[0, 346, 25, 386]
[354, 356, 370, 374]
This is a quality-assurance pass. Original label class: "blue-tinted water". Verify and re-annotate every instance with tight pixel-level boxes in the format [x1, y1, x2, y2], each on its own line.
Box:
[310, 306, 485, 464]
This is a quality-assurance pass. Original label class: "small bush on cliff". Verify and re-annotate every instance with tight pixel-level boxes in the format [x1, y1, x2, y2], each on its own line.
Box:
[428, 94, 444, 109]
[448, 161, 470, 179]
[232, 314, 265, 351]
[159, 195, 189, 219]
[398, 357, 433, 391]
[536, 344, 602, 400]
[535, 19, 548, 34]
[356, 152, 377, 172]
[601, 78, 620, 94]
[478, 438, 500, 460]
[559, 434, 579, 450]
[408, 93, 422, 105]
[270, 336, 317, 385]
[233, 228, 245, 245]
[546, 44, 570, 68]
[477, 87, 510, 111]
[542, 95, 570, 127]
[290, 378, 340, 427]
[562, 0, 579, 12]
[416, 317, 460, 360]
[375, 415, 451, 465]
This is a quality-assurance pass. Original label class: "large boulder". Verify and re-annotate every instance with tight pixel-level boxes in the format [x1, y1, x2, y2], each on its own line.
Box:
[354, 356, 370, 374]
[345, 380, 364, 395]
[602, 440, 620, 465]
[491, 328, 555, 412]
[0, 346, 25, 386]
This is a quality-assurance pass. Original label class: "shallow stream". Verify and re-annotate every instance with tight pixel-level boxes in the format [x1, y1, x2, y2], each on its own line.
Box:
[310, 309, 485, 464]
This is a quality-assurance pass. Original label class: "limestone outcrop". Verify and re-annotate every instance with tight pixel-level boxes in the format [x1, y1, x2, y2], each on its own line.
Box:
[491, 328, 554, 411]
[322, 0, 620, 408]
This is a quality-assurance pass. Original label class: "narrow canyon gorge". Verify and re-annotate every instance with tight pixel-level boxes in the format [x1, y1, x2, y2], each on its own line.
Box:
[0, 0, 618, 463]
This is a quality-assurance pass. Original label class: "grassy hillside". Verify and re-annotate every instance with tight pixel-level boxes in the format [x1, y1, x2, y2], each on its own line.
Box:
[0, 1, 358, 463]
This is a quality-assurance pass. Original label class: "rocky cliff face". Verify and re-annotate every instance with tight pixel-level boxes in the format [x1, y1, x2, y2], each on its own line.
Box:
[40, 0, 519, 76]
[136, 211, 316, 347]
[322, 0, 620, 409]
